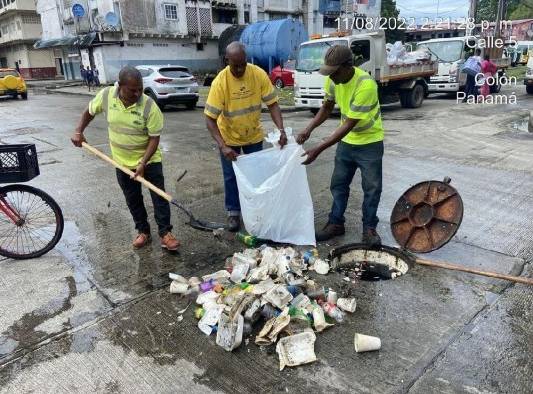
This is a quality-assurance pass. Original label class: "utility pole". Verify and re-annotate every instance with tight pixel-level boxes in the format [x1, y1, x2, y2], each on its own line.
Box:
[468, 0, 477, 21]
[494, 0, 506, 37]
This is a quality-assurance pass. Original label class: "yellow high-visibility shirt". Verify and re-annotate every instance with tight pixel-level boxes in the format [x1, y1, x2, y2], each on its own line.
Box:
[89, 86, 164, 168]
[204, 64, 278, 146]
[324, 67, 384, 146]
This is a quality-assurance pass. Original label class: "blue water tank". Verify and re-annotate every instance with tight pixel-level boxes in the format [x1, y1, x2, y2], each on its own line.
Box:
[240, 19, 308, 72]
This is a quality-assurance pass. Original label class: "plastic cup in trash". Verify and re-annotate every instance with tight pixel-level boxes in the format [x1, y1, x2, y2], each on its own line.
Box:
[170, 281, 189, 294]
[337, 298, 357, 313]
[327, 289, 338, 304]
[354, 333, 381, 353]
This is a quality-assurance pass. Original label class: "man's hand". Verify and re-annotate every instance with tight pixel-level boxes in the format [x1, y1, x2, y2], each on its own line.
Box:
[278, 131, 288, 149]
[296, 129, 311, 145]
[301, 146, 322, 165]
[71, 132, 86, 147]
[132, 162, 146, 179]
[221, 146, 239, 161]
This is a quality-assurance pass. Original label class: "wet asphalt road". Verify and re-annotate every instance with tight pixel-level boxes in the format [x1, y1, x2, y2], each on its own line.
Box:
[0, 86, 532, 393]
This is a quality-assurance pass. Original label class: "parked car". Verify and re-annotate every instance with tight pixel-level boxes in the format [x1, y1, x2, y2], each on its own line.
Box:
[525, 57, 533, 95]
[0, 68, 27, 100]
[269, 60, 295, 88]
[136, 65, 199, 109]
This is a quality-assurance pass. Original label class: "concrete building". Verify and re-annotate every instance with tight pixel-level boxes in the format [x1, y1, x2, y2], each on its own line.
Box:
[34, 0, 353, 83]
[0, 0, 59, 79]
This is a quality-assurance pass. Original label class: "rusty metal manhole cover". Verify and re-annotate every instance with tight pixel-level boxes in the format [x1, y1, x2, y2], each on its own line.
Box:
[390, 177, 463, 253]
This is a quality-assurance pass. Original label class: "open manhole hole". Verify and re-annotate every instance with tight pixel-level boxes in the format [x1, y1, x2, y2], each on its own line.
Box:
[330, 244, 413, 281]
[329, 178, 463, 282]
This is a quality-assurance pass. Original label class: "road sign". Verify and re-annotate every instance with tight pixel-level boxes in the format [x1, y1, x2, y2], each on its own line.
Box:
[72, 4, 85, 18]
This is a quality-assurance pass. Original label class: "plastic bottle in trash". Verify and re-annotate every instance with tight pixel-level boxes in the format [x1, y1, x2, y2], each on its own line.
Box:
[235, 231, 258, 247]
[322, 302, 345, 323]
[307, 286, 327, 301]
[303, 249, 319, 264]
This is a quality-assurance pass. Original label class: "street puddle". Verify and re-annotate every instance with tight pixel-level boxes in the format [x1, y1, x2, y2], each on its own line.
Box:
[509, 118, 530, 133]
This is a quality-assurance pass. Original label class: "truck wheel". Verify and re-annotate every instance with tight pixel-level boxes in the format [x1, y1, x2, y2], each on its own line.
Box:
[402, 84, 424, 108]
[527, 86, 533, 95]
[21, 92, 28, 100]
[274, 78, 284, 89]
[310, 108, 319, 115]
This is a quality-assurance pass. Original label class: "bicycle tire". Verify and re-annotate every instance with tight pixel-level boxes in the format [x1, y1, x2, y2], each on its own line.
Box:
[0, 184, 64, 260]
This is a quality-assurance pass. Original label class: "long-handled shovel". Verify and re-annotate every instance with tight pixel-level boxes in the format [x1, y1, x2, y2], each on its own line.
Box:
[82, 142, 228, 232]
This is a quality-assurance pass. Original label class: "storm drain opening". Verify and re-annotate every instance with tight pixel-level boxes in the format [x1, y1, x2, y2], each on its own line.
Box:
[330, 245, 413, 282]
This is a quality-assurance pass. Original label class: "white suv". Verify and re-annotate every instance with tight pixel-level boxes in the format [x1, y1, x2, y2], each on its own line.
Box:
[136, 65, 199, 109]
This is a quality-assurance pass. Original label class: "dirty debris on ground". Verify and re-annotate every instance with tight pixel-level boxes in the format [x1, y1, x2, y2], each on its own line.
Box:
[168, 246, 361, 369]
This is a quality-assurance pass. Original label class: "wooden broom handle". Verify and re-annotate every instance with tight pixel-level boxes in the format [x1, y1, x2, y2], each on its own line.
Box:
[82, 142, 173, 202]
[416, 257, 533, 286]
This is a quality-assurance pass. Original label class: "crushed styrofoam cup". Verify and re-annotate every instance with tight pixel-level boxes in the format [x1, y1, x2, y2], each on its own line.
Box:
[263, 284, 293, 309]
[312, 306, 333, 332]
[354, 333, 381, 353]
[202, 270, 231, 282]
[337, 298, 357, 313]
[230, 261, 250, 283]
[276, 331, 317, 371]
[169, 273, 188, 283]
[313, 259, 330, 275]
[196, 290, 220, 305]
[216, 313, 244, 351]
[169, 281, 188, 294]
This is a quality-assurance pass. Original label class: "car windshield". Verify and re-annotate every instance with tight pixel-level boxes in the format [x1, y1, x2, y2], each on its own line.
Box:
[0, 70, 19, 77]
[419, 40, 464, 63]
[158, 68, 191, 78]
[296, 40, 348, 72]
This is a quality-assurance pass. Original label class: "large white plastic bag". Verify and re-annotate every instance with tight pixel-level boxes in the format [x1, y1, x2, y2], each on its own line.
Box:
[232, 143, 316, 246]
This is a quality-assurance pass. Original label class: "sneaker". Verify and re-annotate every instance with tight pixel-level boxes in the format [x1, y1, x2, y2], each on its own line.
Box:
[161, 232, 180, 251]
[362, 228, 382, 247]
[227, 215, 240, 232]
[133, 233, 151, 249]
[315, 223, 345, 242]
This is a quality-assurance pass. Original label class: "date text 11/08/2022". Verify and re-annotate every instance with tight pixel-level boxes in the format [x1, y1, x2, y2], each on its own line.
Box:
[333, 17, 478, 32]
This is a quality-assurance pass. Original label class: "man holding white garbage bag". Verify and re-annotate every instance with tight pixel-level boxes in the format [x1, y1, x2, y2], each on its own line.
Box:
[297, 45, 384, 247]
[205, 42, 288, 232]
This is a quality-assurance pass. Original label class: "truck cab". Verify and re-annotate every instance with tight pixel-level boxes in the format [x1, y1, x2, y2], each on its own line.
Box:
[294, 31, 436, 112]
[418, 36, 510, 94]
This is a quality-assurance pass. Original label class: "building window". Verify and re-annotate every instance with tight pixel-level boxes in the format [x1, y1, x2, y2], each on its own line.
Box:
[164, 4, 178, 20]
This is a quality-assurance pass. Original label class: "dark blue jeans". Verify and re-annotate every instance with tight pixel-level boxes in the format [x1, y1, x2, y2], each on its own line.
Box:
[220, 141, 263, 215]
[116, 162, 172, 237]
[329, 141, 383, 230]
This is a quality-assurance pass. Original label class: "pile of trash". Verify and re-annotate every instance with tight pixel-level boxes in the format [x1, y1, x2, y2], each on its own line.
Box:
[169, 246, 359, 370]
[386, 41, 432, 66]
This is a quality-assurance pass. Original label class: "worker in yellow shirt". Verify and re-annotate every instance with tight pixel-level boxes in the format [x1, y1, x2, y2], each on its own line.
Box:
[298, 45, 384, 247]
[205, 42, 287, 232]
[71, 66, 180, 251]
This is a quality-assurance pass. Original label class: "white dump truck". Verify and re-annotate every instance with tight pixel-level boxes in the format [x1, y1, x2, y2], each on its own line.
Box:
[294, 31, 437, 113]
[418, 36, 511, 94]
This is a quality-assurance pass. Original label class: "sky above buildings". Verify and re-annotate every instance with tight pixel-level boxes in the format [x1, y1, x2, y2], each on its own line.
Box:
[396, 0, 470, 20]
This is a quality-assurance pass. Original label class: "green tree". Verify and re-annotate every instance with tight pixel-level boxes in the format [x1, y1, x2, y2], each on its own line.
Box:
[381, 0, 405, 43]
[508, 1, 533, 19]
[476, 0, 498, 22]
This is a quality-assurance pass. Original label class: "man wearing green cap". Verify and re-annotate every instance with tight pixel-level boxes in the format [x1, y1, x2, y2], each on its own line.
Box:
[297, 45, 384, 246]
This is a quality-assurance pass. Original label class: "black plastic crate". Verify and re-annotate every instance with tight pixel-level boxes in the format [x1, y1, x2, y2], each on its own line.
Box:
[0, 144, 40, 183]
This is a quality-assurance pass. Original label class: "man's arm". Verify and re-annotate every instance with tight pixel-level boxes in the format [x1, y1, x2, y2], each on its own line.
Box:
[296, 100, 335, 144]
[267, 102, 287, 148]
[206, 115, 239, 161]
[133, 136, 160, 179]
[71, 108, 95, 147]
[301, 117, 358, 165]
